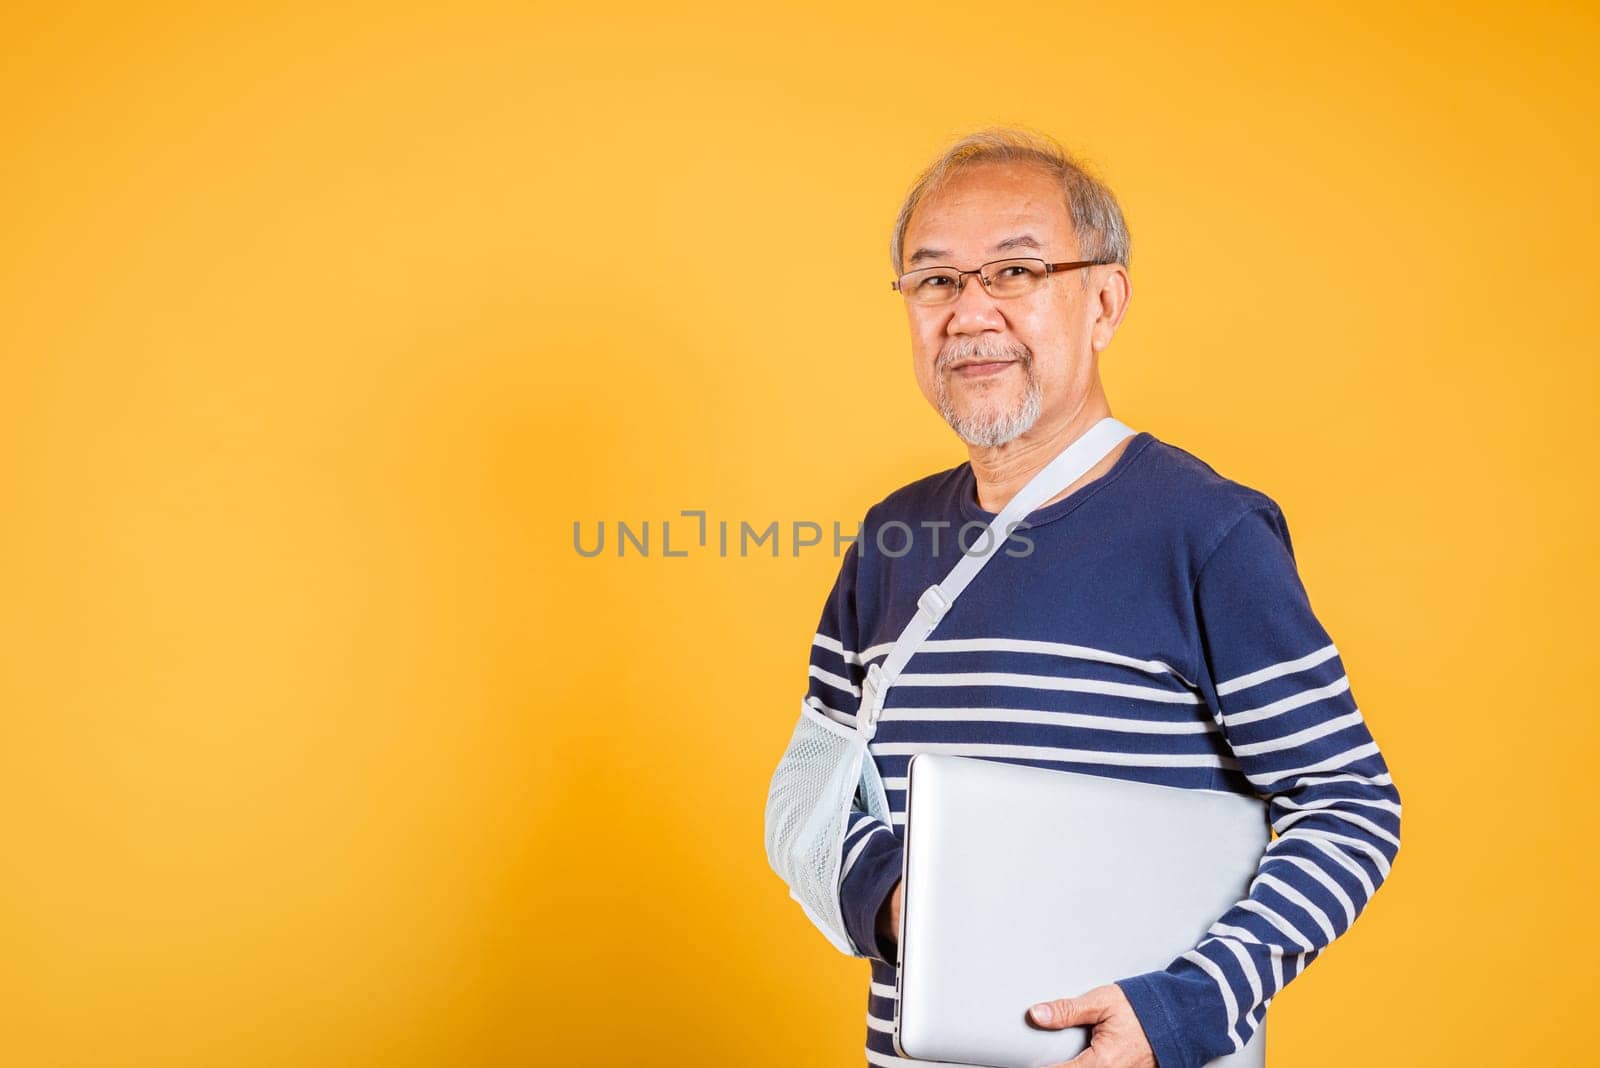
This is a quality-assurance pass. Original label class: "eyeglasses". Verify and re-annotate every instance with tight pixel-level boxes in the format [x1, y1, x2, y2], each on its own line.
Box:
[891, 257, 1112, 306]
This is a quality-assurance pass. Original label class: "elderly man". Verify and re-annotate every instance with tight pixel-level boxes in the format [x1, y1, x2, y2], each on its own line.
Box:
[780, 128, 1402, 1068]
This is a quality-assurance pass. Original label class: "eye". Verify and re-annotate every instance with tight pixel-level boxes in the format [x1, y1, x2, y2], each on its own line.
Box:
[998, 264, 1035, 278]
[917, 273, 955, 289]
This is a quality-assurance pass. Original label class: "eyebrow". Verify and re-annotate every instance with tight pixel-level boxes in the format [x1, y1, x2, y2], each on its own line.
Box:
[906, 233, 1044, 267]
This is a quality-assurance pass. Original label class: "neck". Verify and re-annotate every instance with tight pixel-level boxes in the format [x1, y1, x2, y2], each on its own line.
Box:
[966, 390, 1128, 514]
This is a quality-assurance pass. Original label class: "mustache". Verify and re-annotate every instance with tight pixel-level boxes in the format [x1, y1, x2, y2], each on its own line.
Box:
[937, 338, 1031, 371]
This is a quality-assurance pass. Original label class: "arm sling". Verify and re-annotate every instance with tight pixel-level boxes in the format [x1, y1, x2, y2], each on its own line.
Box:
[764, 417, 1138, 955]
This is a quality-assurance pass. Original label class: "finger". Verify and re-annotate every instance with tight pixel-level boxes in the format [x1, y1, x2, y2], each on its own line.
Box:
[1028, 988, 1112, 1030]
[1043, 1048, 1103, 1068]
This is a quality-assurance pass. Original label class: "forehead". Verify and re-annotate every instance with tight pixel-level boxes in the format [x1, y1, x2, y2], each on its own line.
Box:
[903, 162, 1074, 268]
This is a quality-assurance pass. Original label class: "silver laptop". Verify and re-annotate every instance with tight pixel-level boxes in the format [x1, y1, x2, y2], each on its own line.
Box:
[894, 754, 1271, 1068]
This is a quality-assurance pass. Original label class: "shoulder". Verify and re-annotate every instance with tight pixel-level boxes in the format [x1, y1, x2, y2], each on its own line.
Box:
[1128, 432, 1291, 561]
[1137, 433, 1279, 512]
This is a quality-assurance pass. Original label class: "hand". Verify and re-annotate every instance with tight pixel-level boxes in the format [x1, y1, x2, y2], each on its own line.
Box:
[875, 880, 903, 948]
[1027, 983, 1156, 1068]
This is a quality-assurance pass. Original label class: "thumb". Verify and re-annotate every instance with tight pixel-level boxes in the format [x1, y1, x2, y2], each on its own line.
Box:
[1028, 991, 1109, 1031]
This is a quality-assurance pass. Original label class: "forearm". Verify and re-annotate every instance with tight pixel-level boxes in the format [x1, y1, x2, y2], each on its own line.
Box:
[1120, 723, 1402, 1067]
[839, 812, 903, 962]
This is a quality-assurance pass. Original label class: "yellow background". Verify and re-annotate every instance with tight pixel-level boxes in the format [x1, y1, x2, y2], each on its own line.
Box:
[2, 3, 1595, 1065]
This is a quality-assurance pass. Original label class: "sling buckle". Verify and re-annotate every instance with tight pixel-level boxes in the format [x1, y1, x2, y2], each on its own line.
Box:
[916, 585, 952, 627]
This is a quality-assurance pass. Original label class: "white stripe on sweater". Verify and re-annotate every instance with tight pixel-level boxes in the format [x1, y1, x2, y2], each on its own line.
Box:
[1288, 828, 1394, 878]
[1237, 899, 1314, 951]
[1229, 709, 1367, 756]
[1207, 934, 1266, 1011]
[1297, 834, 1377, 899]
[1217, 642, 1340, 695]
[883, 705, 1218, 734]
[1223, 676, 1351, 727]
[1258, 873, 1337, 942]
[909, 636, 1196, 680]
[1275, 804, 1401, 848]
[1180, 947, 1244, 1054]
[1276, 794, 1401, 817]
[1246, 741, 1380, 790]
[896, 671, 1203, 704]
[1264, 853, 1357, 928]
[841, 825, 890, 881]
[808, 664, 860, 697]
[1209, 921, 1284, 992]
[870, 740, 1233, 769]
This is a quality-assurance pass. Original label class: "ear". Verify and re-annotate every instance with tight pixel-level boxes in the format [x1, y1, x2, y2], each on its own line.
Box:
[1089, 266, 1131, 354]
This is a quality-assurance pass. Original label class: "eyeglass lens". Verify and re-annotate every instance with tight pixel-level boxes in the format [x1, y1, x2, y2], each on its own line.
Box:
[900, 259, 1049, 305]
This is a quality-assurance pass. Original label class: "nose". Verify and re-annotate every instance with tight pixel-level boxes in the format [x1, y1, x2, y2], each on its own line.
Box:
[945, 269, 1007, 335]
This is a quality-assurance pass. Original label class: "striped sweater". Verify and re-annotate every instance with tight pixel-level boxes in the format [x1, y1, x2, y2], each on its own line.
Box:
[800, 430, 1402, 1068]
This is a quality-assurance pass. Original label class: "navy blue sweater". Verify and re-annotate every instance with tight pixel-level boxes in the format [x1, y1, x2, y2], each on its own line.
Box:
[801, 430, 1402, 1067]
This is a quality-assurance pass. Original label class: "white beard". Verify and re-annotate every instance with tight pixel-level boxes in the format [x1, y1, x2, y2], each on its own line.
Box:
[934, 341, 1042, 447]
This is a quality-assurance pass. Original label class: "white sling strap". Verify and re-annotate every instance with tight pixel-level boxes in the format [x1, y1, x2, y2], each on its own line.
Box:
[855, 416, 1137, 739]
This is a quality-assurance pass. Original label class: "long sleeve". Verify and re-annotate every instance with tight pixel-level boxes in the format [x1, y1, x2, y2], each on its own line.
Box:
[802, 538, 904, 963]
[1115, 504, 1403, 1068]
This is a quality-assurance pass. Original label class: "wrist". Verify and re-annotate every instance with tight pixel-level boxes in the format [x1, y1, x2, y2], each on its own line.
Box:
[875, 880, 900, 946]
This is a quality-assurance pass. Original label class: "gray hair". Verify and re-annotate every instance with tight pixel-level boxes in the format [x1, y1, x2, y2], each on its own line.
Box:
[888, 126, 1132, 276]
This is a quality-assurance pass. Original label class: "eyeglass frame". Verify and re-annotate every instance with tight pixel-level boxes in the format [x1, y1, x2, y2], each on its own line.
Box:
[890, 256, 1115, 303]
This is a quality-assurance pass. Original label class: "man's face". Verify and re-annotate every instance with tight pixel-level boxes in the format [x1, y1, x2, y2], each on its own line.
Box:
[899, 163, 1106, 448]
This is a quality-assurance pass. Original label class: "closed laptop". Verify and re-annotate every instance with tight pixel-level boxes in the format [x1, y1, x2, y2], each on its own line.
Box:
[894, 753, 1271, 1068]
